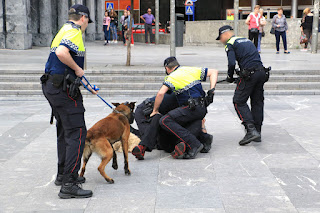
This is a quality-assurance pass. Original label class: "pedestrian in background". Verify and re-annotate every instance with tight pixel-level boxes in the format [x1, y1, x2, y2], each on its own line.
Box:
[120, 10, 128, 45]
[103, 10, 111, 45]
[227, 9, 234, 21]
[124, 10, 135, 46]
[300, 8, 313, 51]
[246, 5, 261, 48]
[257, 8, 266, 53]
[109, 9, 118, 43]
[140, 8, 155, 44]
[272, 7, 290, 54]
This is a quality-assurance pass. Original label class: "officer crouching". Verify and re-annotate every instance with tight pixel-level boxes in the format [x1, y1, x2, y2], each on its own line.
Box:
[150, 57, 219, 159]
[41, 4, 97, 199]
[216, 25, 270, 146]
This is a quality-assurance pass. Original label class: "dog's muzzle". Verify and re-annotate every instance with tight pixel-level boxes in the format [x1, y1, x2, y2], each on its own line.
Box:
[129, 112, 135, 124]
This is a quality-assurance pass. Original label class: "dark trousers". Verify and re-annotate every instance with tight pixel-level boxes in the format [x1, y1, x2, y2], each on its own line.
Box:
[249, 30, 259, 48]
[303, 28, 312, 48]
[275, 30, 287, 51]
[159, 105, 207, 150]
[145, 23, 154, 43]
[103, 25, 110, 42]
[122, 25, 126, 44]
[233, 70, 266, 129]
[42, 80, 87, 177]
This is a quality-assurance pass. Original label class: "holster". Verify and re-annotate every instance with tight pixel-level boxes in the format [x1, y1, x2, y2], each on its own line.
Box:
[142, 98, 154, 116]
[40, 73, 49, 84]
[237, 68, 253, 81]
[65, 73, 81, 99]
[264, 66, 271, 82]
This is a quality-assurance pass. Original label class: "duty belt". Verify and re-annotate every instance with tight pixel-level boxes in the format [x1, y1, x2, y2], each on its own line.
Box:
[184, 97, 206, 110]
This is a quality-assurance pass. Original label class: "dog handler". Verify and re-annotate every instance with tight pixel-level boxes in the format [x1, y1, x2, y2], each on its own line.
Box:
[216, 25, 270, 146]
[150, 57, 219, 159]
[41, 4, 97, 199]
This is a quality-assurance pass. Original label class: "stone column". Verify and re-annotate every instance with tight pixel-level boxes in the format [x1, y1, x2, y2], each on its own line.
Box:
[85, 0, 96, 41]
[96, 0, 104, 40]
[58, 0, 68, 29]
[291, 0, 298, 19]
[32, 0, 53, 46]
[5, 0, 32, 49]
[0, 0, 5, 48]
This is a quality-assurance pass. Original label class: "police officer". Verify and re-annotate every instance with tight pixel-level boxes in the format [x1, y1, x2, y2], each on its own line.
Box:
[41, 4, 97, 199]
[150, 57, 219, 159]
[216, 25, 270, 146]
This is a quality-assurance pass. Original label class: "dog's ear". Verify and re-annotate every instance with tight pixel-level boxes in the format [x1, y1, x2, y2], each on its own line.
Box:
[112, 103, 120, 107]
[129, 102, 136, 110]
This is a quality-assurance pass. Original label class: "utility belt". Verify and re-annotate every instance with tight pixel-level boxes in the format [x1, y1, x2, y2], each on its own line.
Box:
[184, 97, 206, 110]
[40, 69, 82, 99]
[142, 98, 155, 116]
[236, 66, 271, 82]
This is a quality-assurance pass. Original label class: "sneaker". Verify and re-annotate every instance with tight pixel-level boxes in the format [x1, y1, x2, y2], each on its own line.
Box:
[276, 51, 280, 54]
[132, 145, 146, 160]
[171, 142, 186, 159]
[301, 48, 308, 52]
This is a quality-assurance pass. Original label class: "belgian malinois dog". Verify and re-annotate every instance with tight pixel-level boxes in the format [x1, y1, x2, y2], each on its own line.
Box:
[80, 102, 136, 183]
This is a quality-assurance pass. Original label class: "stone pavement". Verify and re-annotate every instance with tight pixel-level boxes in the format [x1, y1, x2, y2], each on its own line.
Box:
[0, 41, 319, 72]
[1, 95, 320, 213]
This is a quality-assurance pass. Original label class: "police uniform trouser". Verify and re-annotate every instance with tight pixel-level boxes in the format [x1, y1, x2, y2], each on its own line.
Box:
[159, 105, 207, 150]
[42, 79, 87, 177]
[233, 69, 266, 127]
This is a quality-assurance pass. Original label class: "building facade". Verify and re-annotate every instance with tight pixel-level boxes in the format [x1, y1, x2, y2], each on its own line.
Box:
[0, 0, 316, 50]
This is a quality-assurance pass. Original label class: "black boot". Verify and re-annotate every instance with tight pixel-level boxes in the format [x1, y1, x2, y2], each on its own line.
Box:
[199, 133, 213, 153]
[239, 123, 260, 146]
[54, 174, 86, 186]
[253, 125, 262, 142]
[58, 174, 92, 199]
[184, 143, 204, 159]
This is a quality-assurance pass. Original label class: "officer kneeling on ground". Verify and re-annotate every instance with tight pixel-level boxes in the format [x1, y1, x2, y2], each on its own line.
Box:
[132, 93, 214, 160]
[149, 57, 219, 159]
[216, 25, 270, 146]
[41, 4, 97, 199]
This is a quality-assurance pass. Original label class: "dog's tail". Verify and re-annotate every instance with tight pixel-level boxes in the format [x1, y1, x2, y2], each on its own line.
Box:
[86, 130, 93, 143]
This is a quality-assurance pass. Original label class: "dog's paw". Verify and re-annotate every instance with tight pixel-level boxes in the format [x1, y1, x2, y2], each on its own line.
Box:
[112, 164, 118, 170]
[105, 178, 115, 184]
[125, 170, 131, 176]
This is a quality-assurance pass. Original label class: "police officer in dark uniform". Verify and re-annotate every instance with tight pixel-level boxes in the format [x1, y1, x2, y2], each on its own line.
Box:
[132, 92, 213, 160]
[41, 4, 97, 199]
[216, 25, 270, 146]
[149, 57, 219, 159]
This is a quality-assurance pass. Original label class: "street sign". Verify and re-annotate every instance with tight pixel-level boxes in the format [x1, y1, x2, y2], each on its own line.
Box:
[106, 2, 114, 11]
[185, 6, 194, 15]
[191, 0, 197, 1]
[126, 5, 131, 11]
[184, 0, 193, 6]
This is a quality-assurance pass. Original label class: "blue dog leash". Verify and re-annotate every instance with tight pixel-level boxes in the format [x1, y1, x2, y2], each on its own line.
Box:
[81, 75, 115, 110]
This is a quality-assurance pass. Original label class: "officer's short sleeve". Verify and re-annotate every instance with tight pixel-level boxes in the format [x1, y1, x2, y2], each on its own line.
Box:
[200, 68, 208, 82]
[60, 29, 83, 54]
[163, 76, 175, 91]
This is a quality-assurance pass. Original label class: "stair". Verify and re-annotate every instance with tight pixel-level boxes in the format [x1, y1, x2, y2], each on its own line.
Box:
[0, 69, 319, 97]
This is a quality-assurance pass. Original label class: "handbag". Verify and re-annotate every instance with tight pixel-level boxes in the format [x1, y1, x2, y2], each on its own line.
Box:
[250, 28, 259, 33]
[270, 27, 275, 35]
[261, 32, 265, 37]
[300, 33, 308, 44]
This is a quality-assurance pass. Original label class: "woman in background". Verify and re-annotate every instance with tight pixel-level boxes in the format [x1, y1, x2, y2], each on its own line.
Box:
[109, 9, 118, 43]
[300, 8, 313, 51]
[257, 8, 266, 53]
[246, 5, 261, 48]
[124, 10, 135, 46]
[272, 7, 290, 54]
[103, 10, 110, 45]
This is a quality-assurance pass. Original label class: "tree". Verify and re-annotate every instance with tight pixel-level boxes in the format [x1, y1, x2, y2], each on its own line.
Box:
[126, 0, 134, 66]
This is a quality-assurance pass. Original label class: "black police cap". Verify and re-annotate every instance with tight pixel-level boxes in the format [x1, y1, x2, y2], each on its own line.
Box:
[164, 57, 178, 67]
[70, 4, 93, 23]
[216, 25, 233, 40]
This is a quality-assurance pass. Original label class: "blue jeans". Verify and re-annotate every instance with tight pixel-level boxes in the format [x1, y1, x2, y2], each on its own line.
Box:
[275, 30, 287, 52]
[257, 33, 262, 52]
[110, 23, 118, 40]
[103, 25, 110, 42]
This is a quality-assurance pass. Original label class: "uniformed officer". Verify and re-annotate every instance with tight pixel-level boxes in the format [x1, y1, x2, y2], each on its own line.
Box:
[216, 25, 269, 146]
[150, 57, 219, 159]
[41, 4, 97, 199]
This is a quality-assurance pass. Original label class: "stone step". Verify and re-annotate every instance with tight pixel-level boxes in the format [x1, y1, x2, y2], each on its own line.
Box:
[1, 75, 320, 83]
[0, 89, 319, 97]
[0, 69, 320, 76]
[1, 82, 320, 90]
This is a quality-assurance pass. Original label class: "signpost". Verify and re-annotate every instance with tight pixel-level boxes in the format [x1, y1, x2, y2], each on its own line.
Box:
[185, 0, 196, 21]
[106, 2, 114, 11]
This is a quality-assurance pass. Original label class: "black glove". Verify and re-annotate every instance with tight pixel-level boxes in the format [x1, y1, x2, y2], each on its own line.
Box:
[226, 75, 234, 83]
[205, 88, 215, 107]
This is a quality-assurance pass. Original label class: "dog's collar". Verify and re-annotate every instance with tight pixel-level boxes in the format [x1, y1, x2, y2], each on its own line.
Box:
[113, 109, 129, 120]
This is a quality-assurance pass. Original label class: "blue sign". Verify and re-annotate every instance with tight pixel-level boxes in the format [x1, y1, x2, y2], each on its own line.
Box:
[106, 3, 114, 11]
[185, 6, 194, 15]
[192, 0, 197, 2]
